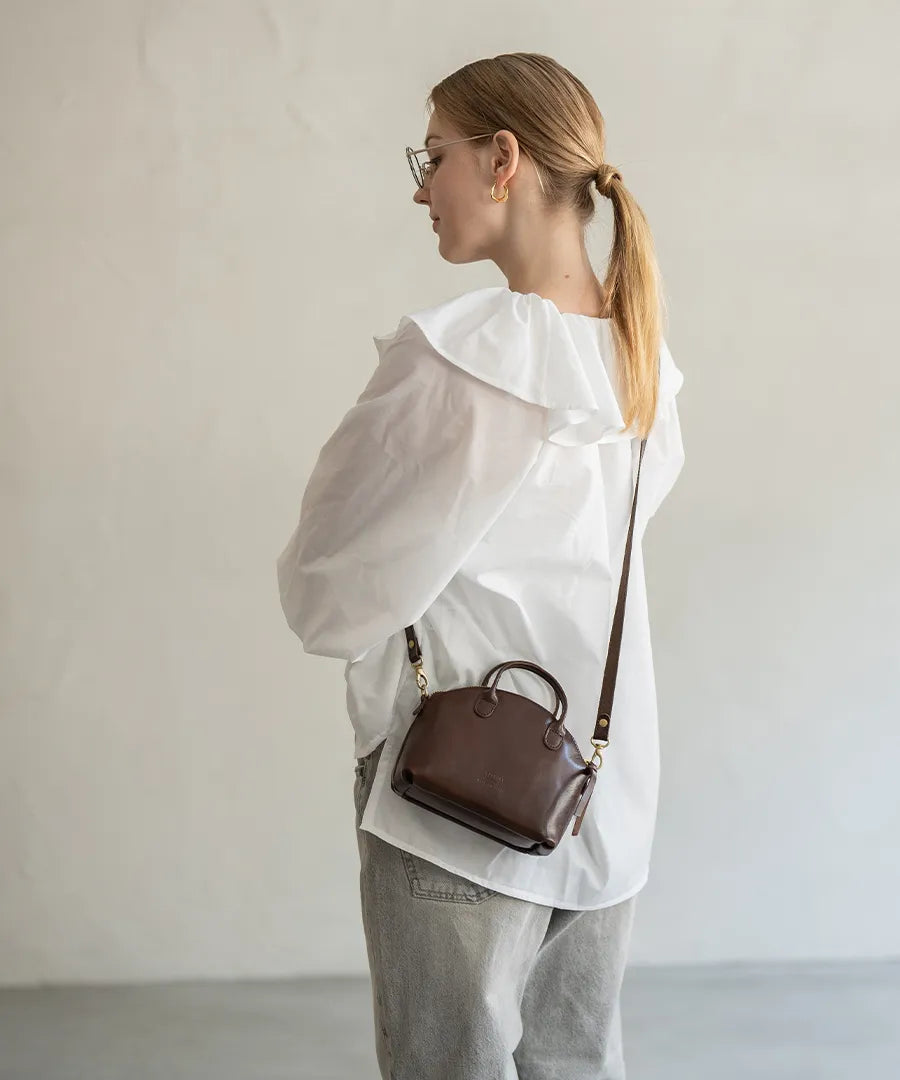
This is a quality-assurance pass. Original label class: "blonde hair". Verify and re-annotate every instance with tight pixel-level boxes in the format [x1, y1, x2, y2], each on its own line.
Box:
[427, 52, 667, 439]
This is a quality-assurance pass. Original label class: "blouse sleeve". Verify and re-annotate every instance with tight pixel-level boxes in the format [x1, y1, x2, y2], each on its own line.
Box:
[276, 322, 547, 663]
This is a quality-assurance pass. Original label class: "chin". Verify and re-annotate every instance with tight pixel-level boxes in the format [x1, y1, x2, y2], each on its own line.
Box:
[437, 238, 478, 266]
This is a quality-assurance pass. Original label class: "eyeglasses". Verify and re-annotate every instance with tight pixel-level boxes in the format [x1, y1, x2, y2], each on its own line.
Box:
[405, 133, 495, 189]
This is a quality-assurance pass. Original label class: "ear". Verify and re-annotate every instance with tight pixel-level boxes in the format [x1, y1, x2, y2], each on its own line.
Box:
[491, 130, 519, 183]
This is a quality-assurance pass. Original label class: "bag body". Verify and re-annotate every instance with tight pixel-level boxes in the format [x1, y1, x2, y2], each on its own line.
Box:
[391, 661, 599, 855]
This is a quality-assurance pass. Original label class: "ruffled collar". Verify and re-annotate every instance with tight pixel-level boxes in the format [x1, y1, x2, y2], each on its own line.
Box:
[373, 285, 683, 446]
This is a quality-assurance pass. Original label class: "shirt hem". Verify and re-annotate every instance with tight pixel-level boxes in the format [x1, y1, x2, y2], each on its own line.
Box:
[357, 820, 650, 911]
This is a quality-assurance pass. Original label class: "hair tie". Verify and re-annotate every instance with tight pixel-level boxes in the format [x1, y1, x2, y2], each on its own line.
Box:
[595, 164, 622, 198]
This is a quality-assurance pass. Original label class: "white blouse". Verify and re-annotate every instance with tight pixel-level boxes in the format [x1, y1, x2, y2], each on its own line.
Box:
[276, 285, 685, 909]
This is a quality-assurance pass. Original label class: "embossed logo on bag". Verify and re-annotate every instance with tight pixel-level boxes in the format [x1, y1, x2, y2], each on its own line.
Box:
[475, 770, 505, 788]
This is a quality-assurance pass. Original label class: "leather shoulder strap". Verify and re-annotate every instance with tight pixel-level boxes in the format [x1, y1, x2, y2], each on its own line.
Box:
[593, 434, 647, 744]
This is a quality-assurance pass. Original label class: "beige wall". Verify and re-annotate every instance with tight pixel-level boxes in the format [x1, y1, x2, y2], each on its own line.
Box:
[1, 0, 898, 984]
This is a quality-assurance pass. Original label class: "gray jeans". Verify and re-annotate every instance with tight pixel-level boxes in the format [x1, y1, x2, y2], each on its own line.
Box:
[354, 737, 637, 1080]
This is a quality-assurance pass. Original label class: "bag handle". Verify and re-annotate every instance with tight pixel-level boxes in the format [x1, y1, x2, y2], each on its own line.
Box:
[480, 660, 569, 725]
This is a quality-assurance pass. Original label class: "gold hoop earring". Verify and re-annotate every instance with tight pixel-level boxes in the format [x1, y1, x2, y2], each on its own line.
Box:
[490, 181, 509, 203]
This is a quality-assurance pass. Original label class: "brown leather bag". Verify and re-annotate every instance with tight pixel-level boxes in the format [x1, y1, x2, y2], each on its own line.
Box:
[391, 434, 650, 856]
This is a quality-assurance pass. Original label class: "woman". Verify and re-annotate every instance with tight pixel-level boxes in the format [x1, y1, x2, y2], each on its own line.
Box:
[277, 52, 686, 1080]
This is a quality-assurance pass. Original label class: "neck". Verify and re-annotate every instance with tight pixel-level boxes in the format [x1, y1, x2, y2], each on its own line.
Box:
[494, 215, 608, 317]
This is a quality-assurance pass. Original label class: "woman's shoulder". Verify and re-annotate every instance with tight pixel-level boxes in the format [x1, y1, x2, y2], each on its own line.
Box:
[372, 286, 550, 407]
[373, 285, 664, 447]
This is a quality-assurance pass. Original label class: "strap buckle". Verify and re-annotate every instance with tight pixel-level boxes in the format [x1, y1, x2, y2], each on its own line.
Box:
[588, 736, 608, 768]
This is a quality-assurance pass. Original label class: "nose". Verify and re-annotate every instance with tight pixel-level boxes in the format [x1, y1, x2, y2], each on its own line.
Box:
[412, 186, 429, 208]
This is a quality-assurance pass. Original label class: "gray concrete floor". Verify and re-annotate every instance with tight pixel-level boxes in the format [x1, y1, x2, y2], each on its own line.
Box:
[1, 960, 898, 1079]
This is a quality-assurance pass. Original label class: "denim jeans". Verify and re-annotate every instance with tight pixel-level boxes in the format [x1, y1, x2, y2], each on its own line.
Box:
[354, 737, 637, 1080]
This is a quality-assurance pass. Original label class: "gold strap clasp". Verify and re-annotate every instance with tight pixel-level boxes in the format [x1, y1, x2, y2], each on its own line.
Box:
[414, 662, 429, 698]
[588, 736, 608, 768]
